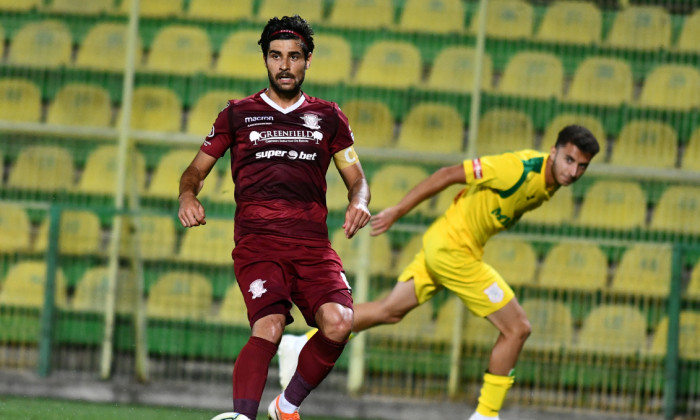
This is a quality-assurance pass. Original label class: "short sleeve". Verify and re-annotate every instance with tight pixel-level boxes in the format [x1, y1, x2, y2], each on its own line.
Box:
[463, 153, 524, 191]
[329, 103, 354, 155]
[200, 100, 233, 158]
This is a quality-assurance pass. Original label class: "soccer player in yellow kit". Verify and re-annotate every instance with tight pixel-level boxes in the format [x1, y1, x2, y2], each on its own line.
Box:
[278, 125, 599, 420]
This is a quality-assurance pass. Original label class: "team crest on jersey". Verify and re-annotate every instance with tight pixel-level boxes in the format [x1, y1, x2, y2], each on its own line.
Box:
[301, 113, 321, 129]
[249, 279, 267, 299]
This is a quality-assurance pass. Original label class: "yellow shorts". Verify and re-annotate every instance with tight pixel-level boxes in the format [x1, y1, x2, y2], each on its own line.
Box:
[397, 223, 514, 318]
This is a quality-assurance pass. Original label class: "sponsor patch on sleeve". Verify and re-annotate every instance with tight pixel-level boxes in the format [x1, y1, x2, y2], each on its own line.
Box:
[472, 158, 483, 179]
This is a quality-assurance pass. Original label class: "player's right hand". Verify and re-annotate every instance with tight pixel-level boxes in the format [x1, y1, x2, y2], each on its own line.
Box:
[178, 193, 207, 227]
[370, 207, 399, 236]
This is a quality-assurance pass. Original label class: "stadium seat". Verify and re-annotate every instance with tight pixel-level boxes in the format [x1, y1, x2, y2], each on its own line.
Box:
[396, 103, 464, 153]
[144, 25, 212, 75]
[482, 236, 537, 287]
[0, 261, 67, 308]
[353, 41, 422, 89]
[521, 299, 573, 351]
[187, 90, 243, 136]
[217, 282, 249, 325]
[639, 65, 700, 111]
[650, 311, 700, 360]
[127, 86, 182, 132]
[609, 120, 677, 169]
[8, 20, 72, 68]
[77, 145, 147, 195]
[433, 297, 467, 343]
[119, 214, 177, 261]
[392, 233, 423, 277]
[566, 57, 633, 106]
[177, 217, 235, 266]
[117, 0, 182, 17]
[0, 203, 32, 254]
[497, 51, 563, 99]
[146, 149, 197, 199]
[476, 109, 534, 156]
[463, 311, 499, 347]
[147, 271, 212, 320]
[686, 262, 700, 300]
[256, 0, 323, 23]
[649, 186, 700, 236]
[541, 114, 607, 160]
[537, 241, 607, 291]
[47, 0, 112, 15]
[425, 46, 492, 93]
[682, 127, 700, 171]
[327, 0, 394, 30]
[215, 30, 266, 80]
[46, 83, 112, 127]
[398, 0, 465, 34]
[308, 35, 352, 84]
[372, 289, 434, 340]
[71, 267, 138, 314]
[605, 6, 671, 51]
[34, 210, 102, 256]
[676, 10, 700, 53]
[207, 173, 236, 204]
[8, 145, 75, 192]
[429, 184, 465, 217]
[330, 228, 393, 277]
[575, 304, 647, 356]
[576, 180, 646, 230]
[325, 169, 349, 212]
[76, 23, 142, 72]
[369, 164, 431, 215]
[0, 78, 41, 123]
[610, 243, 672, 297]
[186, 0, 252, 21]
[339, 99, 394, 148]
[0, 0, 40, 11]
[470, 0, 533, 40]
[535, 1, 601, 45]
[520, 185, 574, 226]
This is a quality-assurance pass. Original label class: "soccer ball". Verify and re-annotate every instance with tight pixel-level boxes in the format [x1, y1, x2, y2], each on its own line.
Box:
[210, 413, 250, 420]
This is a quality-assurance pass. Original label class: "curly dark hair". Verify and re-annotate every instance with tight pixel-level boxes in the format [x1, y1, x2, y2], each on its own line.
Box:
[259, 15, 315, 59]
[556, 124, 600, 156]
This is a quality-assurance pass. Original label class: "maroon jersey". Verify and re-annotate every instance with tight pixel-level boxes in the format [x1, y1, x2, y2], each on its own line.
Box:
[201, 90, 354, 246]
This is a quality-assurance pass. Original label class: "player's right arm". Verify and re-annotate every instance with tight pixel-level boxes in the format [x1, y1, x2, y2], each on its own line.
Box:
[370, 163, 466, 236]
[178, 150, 218, 227]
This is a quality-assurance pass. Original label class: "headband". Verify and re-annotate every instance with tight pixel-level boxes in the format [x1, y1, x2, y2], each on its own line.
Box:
[270, 29, 308, 48]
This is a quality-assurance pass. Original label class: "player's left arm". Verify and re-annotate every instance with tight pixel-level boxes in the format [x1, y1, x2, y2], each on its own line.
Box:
[334, 146, 371, 239]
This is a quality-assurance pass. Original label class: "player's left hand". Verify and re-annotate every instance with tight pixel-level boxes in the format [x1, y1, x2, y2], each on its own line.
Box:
[343, 201, 371, 239]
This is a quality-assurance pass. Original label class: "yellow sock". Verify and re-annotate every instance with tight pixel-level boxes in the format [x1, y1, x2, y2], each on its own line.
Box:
[304, 328, 355, 341]
[475, 372, 515, 417]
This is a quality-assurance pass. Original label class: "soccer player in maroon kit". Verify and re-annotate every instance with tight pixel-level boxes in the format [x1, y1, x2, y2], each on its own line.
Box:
[178, 15, 371, 420]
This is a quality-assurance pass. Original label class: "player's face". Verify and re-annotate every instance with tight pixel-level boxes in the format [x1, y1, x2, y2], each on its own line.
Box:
[265, 39, 310, 97]
[549, 142, 593, 187]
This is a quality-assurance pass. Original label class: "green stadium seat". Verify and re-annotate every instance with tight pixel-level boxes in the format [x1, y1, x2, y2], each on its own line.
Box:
[396, 102, 464, 154]
[565, 57, 633, 107]
[483, 236, 537, 287]
[256, 0, 324, 23]
[126, 86, 182, 132]
[176, 217, 235, 266]
[330, 227, 393, 277]
[46, 83, 112, 127]
[0, 203, 32, 254]
[576, 180, 646, 231]
[650, 186, 700, 236]
[681, 127, 700, 171]
[47, 0, 113, 15]
[650, 311, 700, 360]
[0, 78, 42, 123]
[186, 0, 253, 22]
[535, 1, 601, 45]
[605, 5, 671, 51]
[537, 241, 607, 291]
[398, 0, 465, 34]
[217, 282, 249, 326]
[327, 0, 394, 30]
[639, 65, 700, 111]
[676, 10, 700, 53]
[425, 46, 492, 94]
[476, 109, 534, 156]
[119, 214, 177, 261]
[610, 244, 672, 297]
[340, 99, 394, 148]
[116, 0, 182, 18]
[76, 23, 142, 72]
[541, 114, 607, 161]
[497, 51, 563, 100]
[215, 30, 266, 80]
[520, 184, 574, 227]
[0, 0, 40, 11]
[146, 149, 197, 199]
[368, 164, 431, 215]
[144, 25, 212, 75]
[77, 145, 147, 196]
[71, 267, 138, 314]
[34, 210, 102, 256]
[609, 120, 677, 169]
[522, 299, 573, 352]
[147, 271, 212, 320]
[575, 304, 647, 356]
[470, 0, 533, 40]
[7, 145, 75, 192]
[0, 261, 68, 308]
[8, 20, 72, 68]
[308, 34, 352, 85]
[353, 40, 422, 89]
[187, 90, 243, 136]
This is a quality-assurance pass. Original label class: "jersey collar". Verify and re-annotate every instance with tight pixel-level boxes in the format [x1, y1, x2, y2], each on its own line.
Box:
[261, 91, 306, 114]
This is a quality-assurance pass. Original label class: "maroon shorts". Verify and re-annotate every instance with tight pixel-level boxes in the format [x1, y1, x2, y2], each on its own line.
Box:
[232, 235, 353, 328]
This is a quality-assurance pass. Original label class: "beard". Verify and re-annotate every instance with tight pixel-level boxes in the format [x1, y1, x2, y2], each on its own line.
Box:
[267, 70, 305, 98]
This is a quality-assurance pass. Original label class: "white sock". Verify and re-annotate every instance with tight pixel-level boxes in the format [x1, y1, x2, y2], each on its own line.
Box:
[278, 392, 298, 413]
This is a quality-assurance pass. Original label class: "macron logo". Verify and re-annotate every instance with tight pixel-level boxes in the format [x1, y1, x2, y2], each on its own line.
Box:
[473, 158, 483, 179]
[245, 116, 274, 123]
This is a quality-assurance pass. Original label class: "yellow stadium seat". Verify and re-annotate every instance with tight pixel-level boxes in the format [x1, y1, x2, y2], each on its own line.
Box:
[215, 30, 266, 80]
[650, 312, 700, 360]
[330, 228, 393, 277]
[639, 65, 700, 110]
[217, 282, 249, 325]
[470, 0, 533, 40]
[476, 109, 534, 156]
[47, 0, 112, 15]
[327, 0, 394, 30]
[433, 297, 466, 343]
[309, 35, 352, 85]
[429, 184, 465, 217]
[535, 1, 601, 45]
[72, 267, 138, 314]
[610, 244, 672, 297]
[77, 145, 147, 195]
[147, 271, 212, 320]
[120, 214, 177, 261]
[497, 51, 563, 99]
[686, 262, 700, 300]
[650, 186, 700, 236]
[287, 303, 310, 333]
[576, 304, 647, 356]
[372, 289, 434, 340]
[520, 182, 573, 226]
[144, 25, 211, 75]
[398, 0, 465, 34]
[609, 120, 677, 169]
[463, 312, 499, 347]
[8, 145, 74, 192]
[146, 149, 196, 199]
[8, 20, 72, 68]
[118, 0, 182, 18]
[177, 217, 235, 266]
[256, 0, 323, 23]
[76, 23, 142, 72]
[682, 127, 700, 171]
[353, 41, 422, 89]
[340, 99, 394, 148]
[676, 10, 700, 53]
[541, 114, 607, 160]
[128, 86, 182, 132]
[0, 78, 41, 123]
[0, 203, 31, 254]
[522, 299, 573, 351]
[483, 236, 537, 287]
[396, 103, 464, 153]
[0, 0, 40, 11]
[325, 169, 347, 212]
[606, 6, 671, 51]
[46, 83, 112, 127]
[369, 164, 431, 215]
[576, 181, 646, 230]
[0, 261, 67, 308]
[425, 46, 492, 93]
[208, 173, 236, 204]
[187, 0, 252, 21]
[566, 57, 633, 106]
[392, 233, 423, 277]
[538, 241, 607, 291]
[187, 90, 243, 136]
[34, 210, 102, 256]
